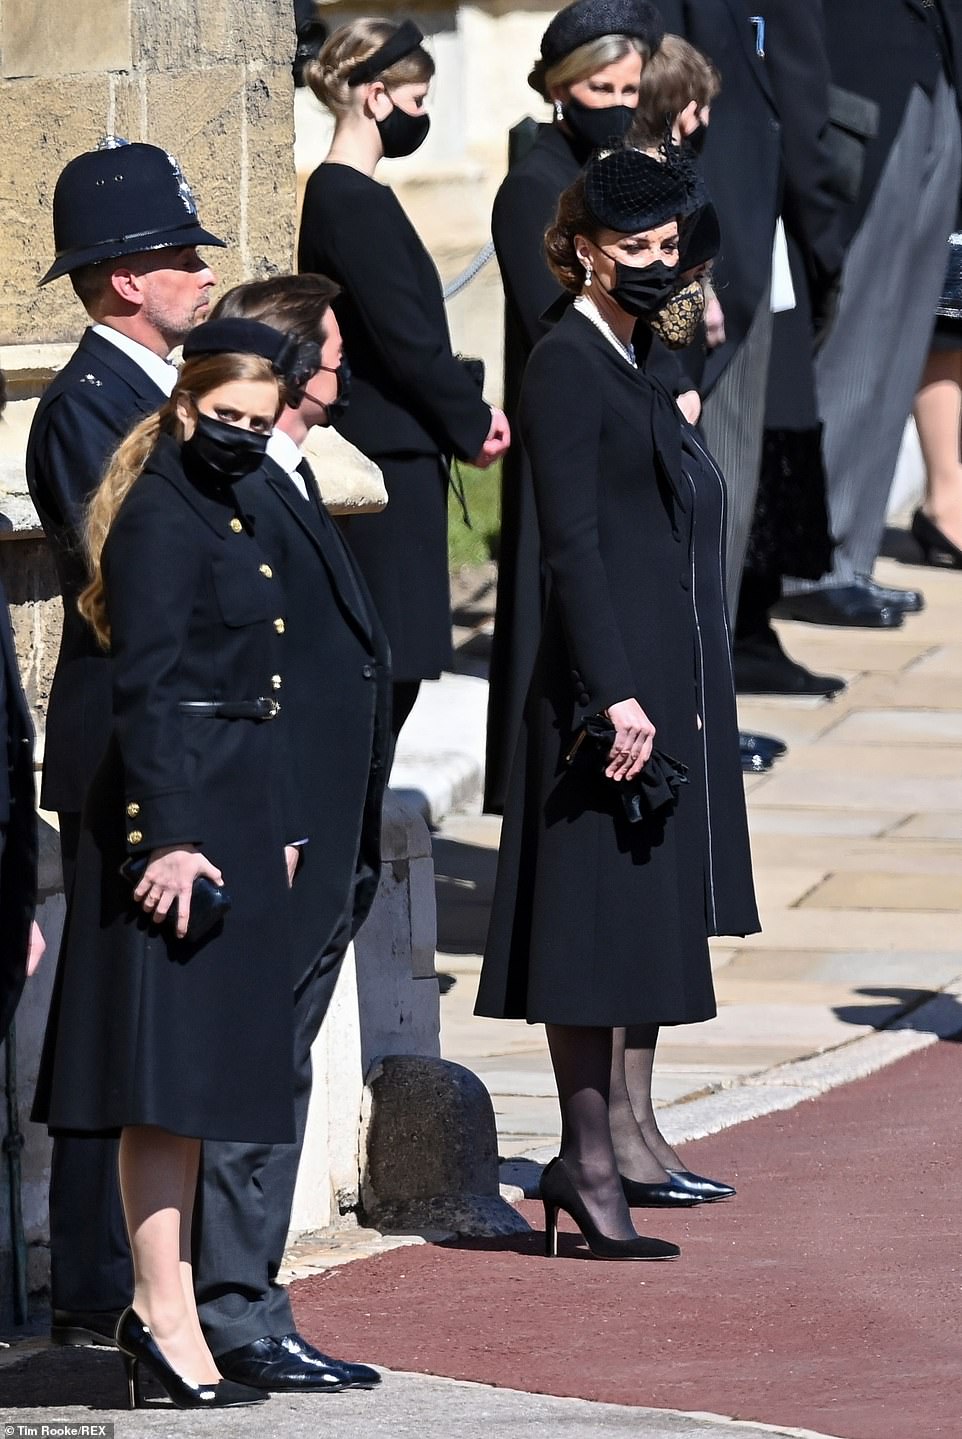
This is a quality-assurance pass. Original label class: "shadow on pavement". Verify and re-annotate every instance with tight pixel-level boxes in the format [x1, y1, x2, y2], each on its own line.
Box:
[833, 986, 962, 1039]
[0, 1343, 138, 1408]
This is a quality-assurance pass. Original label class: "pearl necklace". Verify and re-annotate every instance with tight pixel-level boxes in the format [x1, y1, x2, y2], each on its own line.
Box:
[573, 294, 637, 368]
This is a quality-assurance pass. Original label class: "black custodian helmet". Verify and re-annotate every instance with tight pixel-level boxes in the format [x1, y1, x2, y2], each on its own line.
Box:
[39, 138, 226, 287]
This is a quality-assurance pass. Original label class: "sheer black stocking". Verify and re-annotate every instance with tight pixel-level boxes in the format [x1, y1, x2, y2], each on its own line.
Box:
[545, 1023, 638, 1242]
[621, 1023, 684, 1172]
[608, 1026, 671, 1182]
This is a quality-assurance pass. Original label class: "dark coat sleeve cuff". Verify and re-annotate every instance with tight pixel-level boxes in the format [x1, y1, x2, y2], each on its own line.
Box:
[123, 788, 201, 855]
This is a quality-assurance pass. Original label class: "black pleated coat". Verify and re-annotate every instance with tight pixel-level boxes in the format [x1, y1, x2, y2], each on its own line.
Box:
[476, 308, 758, 1027]
[298, 163, 492, 682]
[34, 437, 302, 1144]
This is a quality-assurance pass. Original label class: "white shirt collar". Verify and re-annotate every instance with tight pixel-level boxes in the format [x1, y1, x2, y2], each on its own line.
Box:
[266, 429, 310, 500]
[91, 324, 179, 397]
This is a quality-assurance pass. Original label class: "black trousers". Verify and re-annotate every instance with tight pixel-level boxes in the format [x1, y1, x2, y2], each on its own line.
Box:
[193, 925, 349, 1355]
[49, 812, 133, 1314]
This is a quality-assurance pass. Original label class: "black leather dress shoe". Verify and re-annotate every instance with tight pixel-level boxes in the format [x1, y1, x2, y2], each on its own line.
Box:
[51, 1308, 124, 1346]
[620, 1176, 699, 1207]
[739, 731, 787, 760]
[739, 737, 774, 774]
[668, 1169, 736, 1202]
[216, 1333, 380, 1392]
[734, 641, 846, 698]
[773, 585, 904, 629]
[855, 574, 924, 612]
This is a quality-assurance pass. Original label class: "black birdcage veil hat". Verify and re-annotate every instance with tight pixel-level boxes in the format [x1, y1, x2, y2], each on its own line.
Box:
[583, 145, 690, 233]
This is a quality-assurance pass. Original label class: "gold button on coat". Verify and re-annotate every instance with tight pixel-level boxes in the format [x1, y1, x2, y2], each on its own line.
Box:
[128, 830, 143, 845]
[229, 517, 243, 533]
[126, 802, 140, 818]
[273, 618, 286, 634]
[259, 563, 273, 578]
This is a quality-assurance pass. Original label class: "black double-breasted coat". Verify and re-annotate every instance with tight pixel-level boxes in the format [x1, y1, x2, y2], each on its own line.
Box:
[34, 436, 304, 1144]
[0, 589, 38, 1042]
[476, 307, 758, 1027]
[298, 163, 492, 682]
[234, 453, 391, 979]
[26, 328, 167, 816]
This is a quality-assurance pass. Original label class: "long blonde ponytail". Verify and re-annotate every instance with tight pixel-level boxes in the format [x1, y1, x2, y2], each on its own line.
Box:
[79, 406, 178, 647]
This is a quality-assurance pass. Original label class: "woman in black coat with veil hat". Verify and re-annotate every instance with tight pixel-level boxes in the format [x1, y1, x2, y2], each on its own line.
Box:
[476, 147, 758, 1260]
[483, 0, 665, 814]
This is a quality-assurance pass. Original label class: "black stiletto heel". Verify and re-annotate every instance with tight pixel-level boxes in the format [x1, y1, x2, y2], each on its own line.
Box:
[115, 1308, 267, 1409]
[539, 1158, 680, 1261]
[122, 1352, 140, 1409]
[911, 508, 962, 569]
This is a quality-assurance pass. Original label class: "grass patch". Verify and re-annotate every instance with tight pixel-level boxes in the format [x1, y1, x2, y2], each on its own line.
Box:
[448, 458, 502, 570]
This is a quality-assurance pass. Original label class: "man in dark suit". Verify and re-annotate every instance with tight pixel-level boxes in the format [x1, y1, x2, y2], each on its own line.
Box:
[26, 139, 224, 1344]
[658, 0, 845, 635]
[780, 0, 962, 626]
[192, 276, 389, 1393]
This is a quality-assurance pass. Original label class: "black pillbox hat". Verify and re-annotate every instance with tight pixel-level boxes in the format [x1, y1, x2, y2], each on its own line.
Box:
[583, 146, 689, 232]
[183, 318, 297, 374]
[541, 0, 665, 66]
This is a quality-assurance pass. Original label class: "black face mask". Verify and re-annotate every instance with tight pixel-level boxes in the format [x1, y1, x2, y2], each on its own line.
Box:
[183, 412, 270, 481]
[605, 256, 681, 319]
[686, 122, 709, 156]
[562, 96, 635, 153]
[377, 102, 431, 158]
[306, 355, 352, 424]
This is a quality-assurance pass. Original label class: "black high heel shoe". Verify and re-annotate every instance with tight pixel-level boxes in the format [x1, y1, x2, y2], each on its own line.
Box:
[911, 508, 962, 570]
[540, 1158, 680, 1261]
[668, 1169, 736, 1202]
[116, 1308, 268, 1409]
[620, 1174, 698, 1208]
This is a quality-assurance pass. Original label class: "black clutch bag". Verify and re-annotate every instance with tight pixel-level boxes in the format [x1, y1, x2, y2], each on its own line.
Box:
[566, 715, 689, 825]
[119, 854, 232, 943]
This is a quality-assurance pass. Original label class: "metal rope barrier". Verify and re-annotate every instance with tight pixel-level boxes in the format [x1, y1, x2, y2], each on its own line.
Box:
[442, 240, 496, 300]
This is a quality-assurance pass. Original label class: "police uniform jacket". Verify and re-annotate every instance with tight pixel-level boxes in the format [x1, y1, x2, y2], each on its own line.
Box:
[476, 307, 759, 1027]
[33, 434, 302, 1144]
[0, 589, 37, 1042]
[26, 328, 168, 816]
[298, 163, 492, 681]
[234, 452, 391, 981]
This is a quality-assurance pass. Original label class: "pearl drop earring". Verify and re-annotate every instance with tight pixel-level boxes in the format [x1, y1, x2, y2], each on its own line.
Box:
[554, 99, 564, 122]
[581, 256, 593, 287]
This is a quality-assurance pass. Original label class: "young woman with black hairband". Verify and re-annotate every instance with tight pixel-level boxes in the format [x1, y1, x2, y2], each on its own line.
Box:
[300, 17, 510, 753]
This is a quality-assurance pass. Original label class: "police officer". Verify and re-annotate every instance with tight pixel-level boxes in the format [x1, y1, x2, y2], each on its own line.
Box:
[26, 138, 224, 1346]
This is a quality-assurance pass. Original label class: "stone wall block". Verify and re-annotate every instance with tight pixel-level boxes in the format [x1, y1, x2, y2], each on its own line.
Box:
[0, 76, 110, 342]
[244, 68, 297, 276]
[132, 0, 293, 71]
[1, 0, 133, 79]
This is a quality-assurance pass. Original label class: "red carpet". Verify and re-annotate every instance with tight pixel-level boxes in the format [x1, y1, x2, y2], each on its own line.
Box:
[292, 1039, 962, 1439]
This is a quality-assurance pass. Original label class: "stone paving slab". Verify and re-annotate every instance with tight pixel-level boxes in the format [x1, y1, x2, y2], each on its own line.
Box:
[825, 707, 962, 744]
[800, 870, 962, 911]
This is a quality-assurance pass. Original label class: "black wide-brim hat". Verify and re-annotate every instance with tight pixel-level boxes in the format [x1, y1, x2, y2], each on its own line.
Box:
[39, 139, 226, 287]
[584, 145, 690, 232]
[541, 0, 665, 66]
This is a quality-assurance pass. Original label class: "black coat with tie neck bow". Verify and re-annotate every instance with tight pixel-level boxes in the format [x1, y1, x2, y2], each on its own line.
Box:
[26, 327, 168, 815]
[233, 453, 391, 980]
[476, 307, 758, 1027]
[33, 435, 302, 1145]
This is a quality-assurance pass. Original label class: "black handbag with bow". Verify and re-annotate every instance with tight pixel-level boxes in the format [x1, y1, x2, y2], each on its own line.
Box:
[566, 715, 689, 824]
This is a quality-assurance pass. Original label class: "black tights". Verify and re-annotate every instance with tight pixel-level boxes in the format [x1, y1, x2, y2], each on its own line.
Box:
[386, 679, 422, 777]
[545, 1022, 683, 1239]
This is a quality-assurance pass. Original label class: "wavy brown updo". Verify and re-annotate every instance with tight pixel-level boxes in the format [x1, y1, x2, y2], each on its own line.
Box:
[545, 175, 604, 294]
[305, 18, 436, 116]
